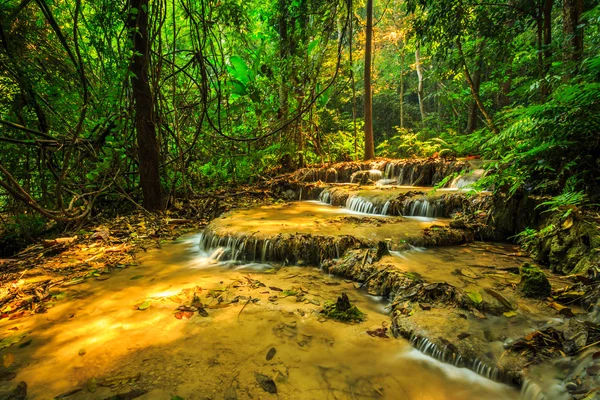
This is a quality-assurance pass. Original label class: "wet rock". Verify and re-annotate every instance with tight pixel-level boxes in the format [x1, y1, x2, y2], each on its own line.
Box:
[562, 319, 589, 355]
[266, 347, 277, 361]
[518, 263, 551, 299]
[255, 372, 277, 393]
[336, 293, 351, 312]
[0, 381, 26, 400]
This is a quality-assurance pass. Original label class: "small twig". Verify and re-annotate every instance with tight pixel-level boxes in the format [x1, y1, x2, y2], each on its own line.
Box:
[575, 340, 600, 354]
[237, 296, 252, 320]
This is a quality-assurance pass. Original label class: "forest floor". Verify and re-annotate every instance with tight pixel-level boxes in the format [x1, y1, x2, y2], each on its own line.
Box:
[0, 187, 277, 324]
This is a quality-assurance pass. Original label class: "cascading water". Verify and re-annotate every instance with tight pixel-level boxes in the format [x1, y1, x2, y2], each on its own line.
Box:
[404, 198, 445, 218]
[350, 169, 383, 183]
[410, 334, 509, 384]
[519, 379, 546, 400]
[317, 189, 332, 204]
[450, 169, 485, 189]
[346, 195, 390, 215]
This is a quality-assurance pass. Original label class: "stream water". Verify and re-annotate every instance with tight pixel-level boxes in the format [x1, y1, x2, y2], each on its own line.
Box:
[0, 233, 522, 400]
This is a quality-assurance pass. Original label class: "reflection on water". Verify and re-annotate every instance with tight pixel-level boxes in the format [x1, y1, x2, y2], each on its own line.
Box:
[0, 234, 519, 399]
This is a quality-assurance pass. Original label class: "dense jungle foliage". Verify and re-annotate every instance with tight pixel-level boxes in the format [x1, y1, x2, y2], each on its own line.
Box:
[0, 0, 598, 230]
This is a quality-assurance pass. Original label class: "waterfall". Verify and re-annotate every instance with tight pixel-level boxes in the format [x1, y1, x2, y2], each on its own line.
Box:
[346, 195, 390, 215]
[350, 169, 383, 183]
[519, 379, 545, 400]
[381, 201, 392, 215]
[318, 189, 332, 204]
[410, 335, 464, 367]
[410, 334, 509, 384]
[450, 169, 485, 189]
[346, 195, 378, 214]
[404, 198, 444, 218]
[384, 162, 396, 179]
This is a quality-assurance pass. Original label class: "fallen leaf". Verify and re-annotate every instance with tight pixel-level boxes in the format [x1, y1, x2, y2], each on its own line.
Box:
[130, 275, 144, 280]
[0, 333, 26, 350]
[138, 300, 151, 311]
[3, 353, 14, 368]
[175, 311, 194, 320]
[457, 332, 471, 340]
[79, 349, 86, 356]
[503, 311, 517, 318]
[366, 327, 389, 339]
[563, 218, 573, 230]
[466, 291, 483, 304]
[87, 377, 97, 393]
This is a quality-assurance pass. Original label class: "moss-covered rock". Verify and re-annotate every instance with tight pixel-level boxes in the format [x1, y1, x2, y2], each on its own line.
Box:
[518, 263, 551, 299]
[321, 293, 366, 323]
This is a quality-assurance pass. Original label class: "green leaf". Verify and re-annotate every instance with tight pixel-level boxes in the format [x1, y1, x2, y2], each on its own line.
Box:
[138, 300, 151, 310]
[229, 56, 250, 84]
[230, 80, 248, 96]
[307, 38, 320, 55]
[466, 291, 482, 304]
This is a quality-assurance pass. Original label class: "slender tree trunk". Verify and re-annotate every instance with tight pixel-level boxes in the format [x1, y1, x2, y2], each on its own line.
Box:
[467, 41, 484, 133]
[278, 0, 290, 144]
[541, 0, 553, 97]
[129, 0, 163, 211]
[400, 46, 405, 129]
[543, 0, 553, 67]
[563, 0, 584, 62]
[415, 46, 426, 124]
[349, 0, 358, 160]
[456, 40, 499, 134]
[363, 0, 375, 160]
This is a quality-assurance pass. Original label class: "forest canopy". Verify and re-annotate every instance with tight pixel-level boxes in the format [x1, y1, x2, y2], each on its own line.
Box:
[0, 0, 599, 220]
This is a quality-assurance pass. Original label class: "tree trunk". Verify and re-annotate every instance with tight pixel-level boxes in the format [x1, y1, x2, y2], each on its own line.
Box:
[400, 47, 405, 129]
[349, 0, 359, 160]
[415, 46, 426, 124]
[541, 0, 553, 97]
[363, 0, 375, 160]
[129, 0, 163, 211]
[467, 41, 484, 133]
[563, 0, 584, 62]
[456, 40, 499, 134]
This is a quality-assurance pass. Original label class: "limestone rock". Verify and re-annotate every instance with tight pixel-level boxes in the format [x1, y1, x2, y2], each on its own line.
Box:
[518, 263, 551, 299]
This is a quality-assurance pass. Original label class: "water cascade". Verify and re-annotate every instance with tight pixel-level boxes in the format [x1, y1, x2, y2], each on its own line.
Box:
[450, 169, 485, 189]
[317, 188, 332, 204]
[519, 379, 546, 400]
[346, 195, 391, 215]
[199, 228, 356, 265]
[410, 334, 509, 384]
[404, 198, 445, 218]
[350, 169, 383, 184]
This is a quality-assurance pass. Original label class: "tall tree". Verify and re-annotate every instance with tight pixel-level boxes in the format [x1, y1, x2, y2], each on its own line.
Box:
[563, 0, 584, 62]
[364, 0, 375, 160]
[414, 45, 426, 124]
[128, 0, 163, 211]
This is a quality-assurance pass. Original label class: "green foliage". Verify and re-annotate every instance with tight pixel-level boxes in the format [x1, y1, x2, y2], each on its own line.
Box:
[376, 127, 443, 158]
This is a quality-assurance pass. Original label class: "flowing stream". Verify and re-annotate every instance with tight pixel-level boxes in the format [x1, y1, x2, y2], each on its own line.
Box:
[0, 234, 522, 399]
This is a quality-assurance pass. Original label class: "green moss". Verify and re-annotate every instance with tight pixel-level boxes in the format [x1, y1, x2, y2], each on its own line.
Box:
[518, 263, 551, 299]
[321, 293, 365, 323]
